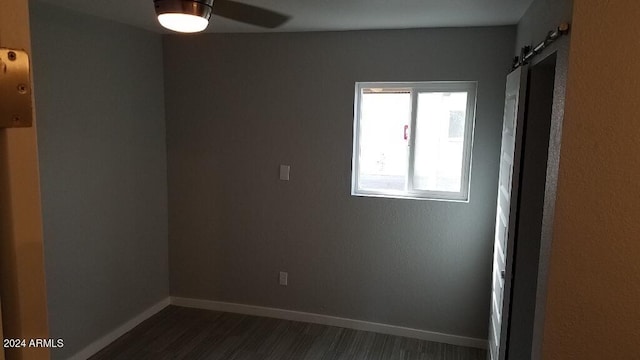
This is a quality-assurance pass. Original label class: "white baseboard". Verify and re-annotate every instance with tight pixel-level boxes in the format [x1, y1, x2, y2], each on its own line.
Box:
[67, 297, 170, 360]
[170, 296, 487, 349]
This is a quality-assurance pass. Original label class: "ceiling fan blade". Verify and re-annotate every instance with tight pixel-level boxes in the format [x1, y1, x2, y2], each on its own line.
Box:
[212, 0, 290, 28]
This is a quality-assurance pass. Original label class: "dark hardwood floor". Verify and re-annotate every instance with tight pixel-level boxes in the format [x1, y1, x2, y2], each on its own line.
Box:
[90, 306, 486, 360]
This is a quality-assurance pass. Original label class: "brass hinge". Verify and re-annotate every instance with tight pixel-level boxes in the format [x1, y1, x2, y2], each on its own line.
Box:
[0, 48, 32, 128]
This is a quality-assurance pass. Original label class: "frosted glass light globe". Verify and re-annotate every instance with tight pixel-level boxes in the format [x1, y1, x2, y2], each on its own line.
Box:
[158, 13, 209, 33]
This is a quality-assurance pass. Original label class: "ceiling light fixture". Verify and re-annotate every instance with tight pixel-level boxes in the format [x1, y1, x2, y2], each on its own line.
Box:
[154, 0, 214, 33]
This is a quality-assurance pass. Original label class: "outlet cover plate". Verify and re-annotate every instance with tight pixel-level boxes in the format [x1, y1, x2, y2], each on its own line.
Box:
[279, 271, 288, 286]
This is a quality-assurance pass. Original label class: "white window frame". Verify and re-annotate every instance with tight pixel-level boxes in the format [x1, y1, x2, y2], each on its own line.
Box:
[351, 81, 477, 202]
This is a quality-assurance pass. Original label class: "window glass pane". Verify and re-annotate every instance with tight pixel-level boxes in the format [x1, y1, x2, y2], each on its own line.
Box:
[413, 92, 468, 192]
[357, 91, 410, 192]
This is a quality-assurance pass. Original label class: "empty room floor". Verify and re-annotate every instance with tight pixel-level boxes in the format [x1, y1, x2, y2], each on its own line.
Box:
[89, 306, 486, 360]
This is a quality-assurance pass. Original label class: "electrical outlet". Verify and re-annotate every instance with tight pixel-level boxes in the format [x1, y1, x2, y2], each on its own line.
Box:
[279, 165, 290, 181]
[279, 271, 288, 286]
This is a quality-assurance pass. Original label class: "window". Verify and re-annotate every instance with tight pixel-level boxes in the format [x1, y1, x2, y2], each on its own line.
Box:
[351, 81, 477, 201]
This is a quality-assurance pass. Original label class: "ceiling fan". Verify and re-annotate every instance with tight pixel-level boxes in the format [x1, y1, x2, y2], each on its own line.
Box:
[154, 0, 290, 33]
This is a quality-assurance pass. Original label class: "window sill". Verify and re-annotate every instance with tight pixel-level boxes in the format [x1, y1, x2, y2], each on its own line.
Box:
[351, 190, 470, 203]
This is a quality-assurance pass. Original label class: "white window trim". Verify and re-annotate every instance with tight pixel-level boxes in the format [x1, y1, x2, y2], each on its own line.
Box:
[351, 81, 477, 202]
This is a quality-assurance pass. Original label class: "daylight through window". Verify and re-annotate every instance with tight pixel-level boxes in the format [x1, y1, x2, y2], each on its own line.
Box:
[352, 82, 477, 201]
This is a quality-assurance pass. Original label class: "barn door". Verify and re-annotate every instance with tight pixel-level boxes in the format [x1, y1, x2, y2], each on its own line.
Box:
[1, 298, 4, 360]
[488, 65, 528, 360]
[0, 0, 50, 359]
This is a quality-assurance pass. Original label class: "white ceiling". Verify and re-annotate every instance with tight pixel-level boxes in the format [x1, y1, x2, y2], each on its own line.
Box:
[36, 0, 534, 34]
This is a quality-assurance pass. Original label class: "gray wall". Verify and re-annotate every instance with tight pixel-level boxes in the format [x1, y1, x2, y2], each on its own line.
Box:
[516, 0, 573, 54]
[30, 2, 169, 359]
[164, 27, 515, 340]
